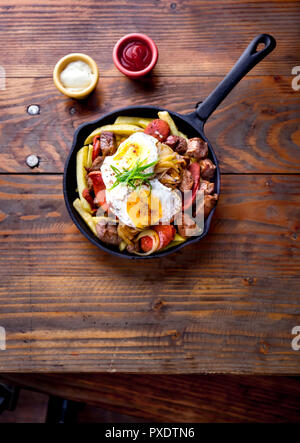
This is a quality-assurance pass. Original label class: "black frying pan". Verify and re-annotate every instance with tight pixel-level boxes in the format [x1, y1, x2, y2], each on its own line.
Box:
[63, 34, 276, 259]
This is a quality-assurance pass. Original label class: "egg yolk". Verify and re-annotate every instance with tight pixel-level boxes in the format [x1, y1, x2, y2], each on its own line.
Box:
[127, 189, 162, 228]
[113, 142, 142, 168]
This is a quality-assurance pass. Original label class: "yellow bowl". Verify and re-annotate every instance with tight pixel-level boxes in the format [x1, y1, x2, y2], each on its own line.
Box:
[53, 53, 99, 99]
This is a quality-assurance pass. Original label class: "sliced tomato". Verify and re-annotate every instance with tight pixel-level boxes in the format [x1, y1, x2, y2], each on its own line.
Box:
[95, 190, 108, 211]
[82, 188, 98, 212]
[92, 135, 101, 162]
[183, 162, 201, 210]
[153, 225, 176, 250]
[140, 236, 153, 252]
[88, 171, 109, 212]
[88, 170, 105, 191]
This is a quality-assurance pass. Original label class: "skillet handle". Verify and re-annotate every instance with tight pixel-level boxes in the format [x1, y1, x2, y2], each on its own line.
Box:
[196, 34, 276, 123]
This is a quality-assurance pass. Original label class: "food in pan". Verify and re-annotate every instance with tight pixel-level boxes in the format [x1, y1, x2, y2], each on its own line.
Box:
[73, 112, 218, 255]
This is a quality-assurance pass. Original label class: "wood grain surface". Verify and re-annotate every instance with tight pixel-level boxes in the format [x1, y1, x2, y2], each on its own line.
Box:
[0, 0, 300, 374]
[0, 0, 299, 77]
[1, 373, 300, 422]
[0, 76, 299, 174]
[0, 174, 299, 372]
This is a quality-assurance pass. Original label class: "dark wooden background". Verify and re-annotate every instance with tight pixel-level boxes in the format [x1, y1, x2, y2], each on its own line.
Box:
[0, 373, 299, 422]
[0, 0, 300, 378]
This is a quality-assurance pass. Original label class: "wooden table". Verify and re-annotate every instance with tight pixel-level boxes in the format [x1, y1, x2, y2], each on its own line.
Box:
[1, 373, 299, 422]
[0, 0, 300, 375]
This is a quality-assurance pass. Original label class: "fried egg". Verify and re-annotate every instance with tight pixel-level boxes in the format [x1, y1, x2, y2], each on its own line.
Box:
[101, 132, 158, 192]
[101, 133, 181, 228]
[126, 179, 182, 228]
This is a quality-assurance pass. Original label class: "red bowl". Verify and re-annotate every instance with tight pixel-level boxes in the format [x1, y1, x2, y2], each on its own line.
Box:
[113, 33, 158, 78]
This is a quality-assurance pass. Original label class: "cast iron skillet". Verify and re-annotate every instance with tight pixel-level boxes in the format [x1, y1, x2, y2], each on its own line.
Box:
[63, 34, 276, 259]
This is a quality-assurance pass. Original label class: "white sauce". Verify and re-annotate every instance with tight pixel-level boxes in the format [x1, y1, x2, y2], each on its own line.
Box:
[60, 60, 94, 92]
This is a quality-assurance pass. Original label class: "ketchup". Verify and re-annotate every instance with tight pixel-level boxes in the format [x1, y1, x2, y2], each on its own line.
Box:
[119, 39, 152, 72]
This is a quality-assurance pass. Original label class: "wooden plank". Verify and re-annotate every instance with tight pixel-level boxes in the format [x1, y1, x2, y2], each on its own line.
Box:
[0, 0, 299, 77]
[0, 174, 299, 373]
[2, 373, 300, 422]
[0, 76, 299, 173]
[1, 274, 300, 373]
[0, 173, 299, 278]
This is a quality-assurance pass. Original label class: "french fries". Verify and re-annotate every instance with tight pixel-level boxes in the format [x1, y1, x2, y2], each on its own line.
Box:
[174, 233, 186, 242]
[114, 116, 153, 128]
[160, 233, 186, 251]
[138, 118, 154, 128]
[84, 124, 143, 145]
[94, 215, 118, 225]
[73, 198, 97, 236]
[119, 240, 127, 251]
[178, 131, 188, 142]
[87, 143, 93, 168]
[157, 111, 179, 136]
[76, 146, 91, 213]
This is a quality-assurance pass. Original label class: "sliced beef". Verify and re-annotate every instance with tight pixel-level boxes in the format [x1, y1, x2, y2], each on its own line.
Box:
[186, 137, 208, 160]
[179, 169, 194, 192]
[199, 158, 216, 180]
[164, 135, 187, 155]
[199, 180, 215, 195]
[164, 135, 178, 150]
[89, 156, 105, 172]
[96, 219, 120, 245]
[126, 243, 140, 254]
[100, 131, 116, 156]
[177, 213, 199, 238]
[86, 174, 94, 192]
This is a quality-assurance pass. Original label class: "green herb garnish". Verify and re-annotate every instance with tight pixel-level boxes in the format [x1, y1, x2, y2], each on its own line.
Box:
[109, 158, 157, 191]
